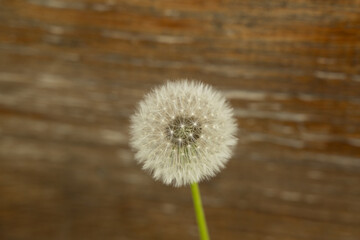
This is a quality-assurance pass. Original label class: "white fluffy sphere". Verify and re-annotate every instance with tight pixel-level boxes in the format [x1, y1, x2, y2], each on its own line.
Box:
[130, 80, 237, 187]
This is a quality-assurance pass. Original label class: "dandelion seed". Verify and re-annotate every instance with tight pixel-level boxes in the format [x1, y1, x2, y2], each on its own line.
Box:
[130, 80, 237, 187]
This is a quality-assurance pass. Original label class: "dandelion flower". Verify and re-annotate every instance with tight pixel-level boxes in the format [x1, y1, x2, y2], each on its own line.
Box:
[130, 80, 237, 187]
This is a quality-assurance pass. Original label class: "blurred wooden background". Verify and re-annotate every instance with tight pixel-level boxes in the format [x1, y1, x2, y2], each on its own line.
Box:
[0, 0, 360, 239]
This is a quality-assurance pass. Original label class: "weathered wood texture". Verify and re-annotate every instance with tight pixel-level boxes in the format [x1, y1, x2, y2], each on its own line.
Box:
[0, 0, 360, 239]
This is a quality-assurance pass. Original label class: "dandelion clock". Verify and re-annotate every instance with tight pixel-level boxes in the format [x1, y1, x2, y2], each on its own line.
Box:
[130, 80, 237, 240]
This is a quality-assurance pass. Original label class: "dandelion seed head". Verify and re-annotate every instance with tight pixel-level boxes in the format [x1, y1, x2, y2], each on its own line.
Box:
[130, 80, 238, 187]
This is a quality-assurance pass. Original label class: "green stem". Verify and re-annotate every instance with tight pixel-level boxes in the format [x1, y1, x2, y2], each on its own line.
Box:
[191, 182, 210, 240]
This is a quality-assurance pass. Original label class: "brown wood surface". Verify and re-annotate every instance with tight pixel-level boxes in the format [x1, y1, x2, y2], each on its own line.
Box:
[1, 0, 360, 239]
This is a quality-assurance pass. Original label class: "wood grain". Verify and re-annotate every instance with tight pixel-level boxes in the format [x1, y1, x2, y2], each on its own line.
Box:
[0, 0, 360, 239]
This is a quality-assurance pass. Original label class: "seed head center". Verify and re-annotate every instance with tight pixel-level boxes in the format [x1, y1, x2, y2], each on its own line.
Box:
[166, 116, 201, 146]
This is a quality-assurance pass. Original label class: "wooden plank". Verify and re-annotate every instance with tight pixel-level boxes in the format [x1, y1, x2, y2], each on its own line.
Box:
[0, 0, 359, 239]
